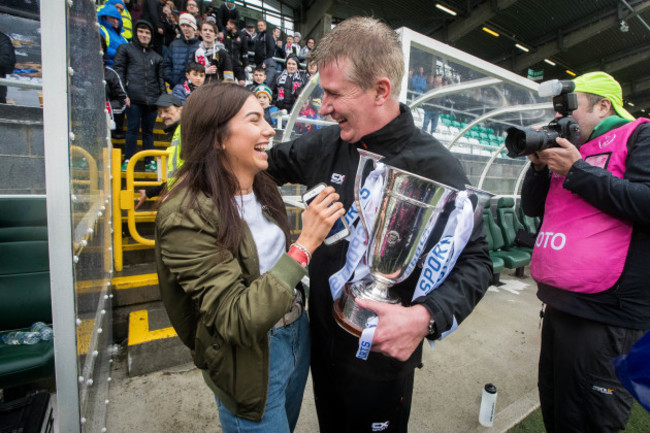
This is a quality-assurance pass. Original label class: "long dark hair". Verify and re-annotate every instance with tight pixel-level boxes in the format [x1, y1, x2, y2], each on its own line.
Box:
[160, 82, 291, 253]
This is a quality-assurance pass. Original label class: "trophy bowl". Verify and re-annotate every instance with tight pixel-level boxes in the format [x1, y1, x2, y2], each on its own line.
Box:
[333, 156, 457, 336]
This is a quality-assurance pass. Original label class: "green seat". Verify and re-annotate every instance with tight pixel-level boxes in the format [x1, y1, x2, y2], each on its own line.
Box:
[496, 197, 533, 255]
[0, 227, 48, 242]
[0, 272, 52, 329]
[0, 241, 49, 276]
[518, 205, 541, 235]
[481, 211, 505, 276]
[0, 197, 48, 243]
[0, 337, 54, 389]
[0, 197, 47, 228]
[483, 202, 531, 270]
[0, 197, 54, 389]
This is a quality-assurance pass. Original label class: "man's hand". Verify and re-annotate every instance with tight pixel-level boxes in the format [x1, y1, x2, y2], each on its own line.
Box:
[528, 152, 546, 171]
[134, 189, 147, 210]
[536, 137, 582, 177]
[355, 299, 431, 362]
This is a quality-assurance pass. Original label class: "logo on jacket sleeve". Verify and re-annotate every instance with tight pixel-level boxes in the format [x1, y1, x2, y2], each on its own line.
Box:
[330, 173, 345, 185]
[371, 421, 390, 431]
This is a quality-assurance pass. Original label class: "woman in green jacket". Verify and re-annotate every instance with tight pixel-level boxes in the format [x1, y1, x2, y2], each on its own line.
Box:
[155, 82, 344, 432]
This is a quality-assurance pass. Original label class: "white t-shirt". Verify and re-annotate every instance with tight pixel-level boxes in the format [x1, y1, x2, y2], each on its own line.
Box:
[236, 192, 286, 274]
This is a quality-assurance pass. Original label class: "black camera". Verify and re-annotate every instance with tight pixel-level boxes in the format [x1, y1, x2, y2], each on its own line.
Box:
[505, 80, 581, 158]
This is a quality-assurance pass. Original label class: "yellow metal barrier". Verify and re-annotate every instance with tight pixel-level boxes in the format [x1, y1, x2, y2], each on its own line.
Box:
[112, 148, 169, 271]
[70, 145, 98, 196]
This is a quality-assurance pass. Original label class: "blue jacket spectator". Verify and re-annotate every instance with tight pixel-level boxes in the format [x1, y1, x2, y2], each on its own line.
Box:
[410, 67, 426, 95]
[97, 0, 132, 40]
[163, 13, 200, 86]
[98, 4, 128, 67]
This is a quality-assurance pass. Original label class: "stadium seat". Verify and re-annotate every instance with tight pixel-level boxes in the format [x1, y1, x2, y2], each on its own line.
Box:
[480, 205, 505, 285]
[0, 196, 48, 243]
[495, 198, 533, 275]
[483, 201, 531, 277]
[518, 205, 541, 235]
[0, 197, 54, 389]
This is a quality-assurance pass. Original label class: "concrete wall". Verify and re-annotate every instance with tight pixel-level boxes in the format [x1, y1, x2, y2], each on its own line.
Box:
[0, 104, 45, 195]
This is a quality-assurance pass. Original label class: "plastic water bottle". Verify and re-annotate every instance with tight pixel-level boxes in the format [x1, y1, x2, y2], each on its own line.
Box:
[1, 331, 41, 345]
[31, 322, 53, 341]
[478, 383, 497, 427]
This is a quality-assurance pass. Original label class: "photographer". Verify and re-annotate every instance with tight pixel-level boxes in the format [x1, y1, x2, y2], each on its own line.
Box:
[520, 72, 650, 432]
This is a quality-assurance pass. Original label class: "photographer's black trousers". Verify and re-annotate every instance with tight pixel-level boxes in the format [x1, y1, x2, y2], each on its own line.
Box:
[538, 306, 643, 433]
[311, 354, 414, 433]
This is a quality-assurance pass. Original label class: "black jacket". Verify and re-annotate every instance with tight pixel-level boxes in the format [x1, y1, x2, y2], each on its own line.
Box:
[521, 121, 650, 330]
[104, 65, 127, 114]
[238, 29, 255, 67]
[0, 31, 15, 76]
[267, 104, 492, 379]
[273, 70, 307, 111]
[224, 30, 245, 81]
[215, 4, 240, 34]
[113, 21, 165, 106]
[140, 0, 163, 31]
[252, 30, 275, 67]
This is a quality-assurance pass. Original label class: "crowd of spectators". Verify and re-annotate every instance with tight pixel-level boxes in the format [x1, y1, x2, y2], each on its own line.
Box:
[407, 65, 453, 134]
[98, 0, 319, 170]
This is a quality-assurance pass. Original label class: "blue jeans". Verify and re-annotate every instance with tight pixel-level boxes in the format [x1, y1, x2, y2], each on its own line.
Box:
[125, 103, 157, 162]
[422, 109, 439, 133]
[215, 312, 310, 433]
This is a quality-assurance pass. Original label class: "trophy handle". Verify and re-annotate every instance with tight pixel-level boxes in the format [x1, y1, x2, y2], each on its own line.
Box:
[354, 149, 384, 233]
[464, 185, 495, 226]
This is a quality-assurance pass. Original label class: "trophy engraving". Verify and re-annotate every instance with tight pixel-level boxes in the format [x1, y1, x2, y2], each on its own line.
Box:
[333, 149, 458, 336]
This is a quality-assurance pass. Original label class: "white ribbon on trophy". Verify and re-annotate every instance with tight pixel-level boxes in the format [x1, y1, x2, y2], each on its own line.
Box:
[411, 191, 475, 350]
[328, 163, 386, 302]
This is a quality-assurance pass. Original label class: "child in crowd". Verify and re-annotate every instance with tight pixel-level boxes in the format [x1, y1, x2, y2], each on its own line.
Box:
[246, 67, 267, 92]
[172, 62, 206, 104]
[255, 84, 278, 127]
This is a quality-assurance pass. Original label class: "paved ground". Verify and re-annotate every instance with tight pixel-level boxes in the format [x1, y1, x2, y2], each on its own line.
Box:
[106, 272, 542, 432]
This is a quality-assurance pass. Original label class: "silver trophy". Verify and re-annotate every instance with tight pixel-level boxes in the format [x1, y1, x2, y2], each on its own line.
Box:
[333, 149, 458, 336]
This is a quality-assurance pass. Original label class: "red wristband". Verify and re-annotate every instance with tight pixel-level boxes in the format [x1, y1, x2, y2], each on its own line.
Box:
[288, 244, 309, 267]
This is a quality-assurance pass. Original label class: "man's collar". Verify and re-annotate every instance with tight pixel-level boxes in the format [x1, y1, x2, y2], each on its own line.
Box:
[356, 104, 412, 156]
[588, 115, 630, 141]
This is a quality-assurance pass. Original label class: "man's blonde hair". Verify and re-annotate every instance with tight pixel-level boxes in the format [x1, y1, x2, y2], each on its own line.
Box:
[309, 17, 404, 98]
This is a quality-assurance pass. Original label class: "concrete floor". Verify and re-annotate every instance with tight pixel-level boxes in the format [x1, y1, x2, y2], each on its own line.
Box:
[106, 274, 542, 433]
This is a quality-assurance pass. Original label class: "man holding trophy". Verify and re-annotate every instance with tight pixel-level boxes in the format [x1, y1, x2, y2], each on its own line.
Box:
[267, 17, 492, 433]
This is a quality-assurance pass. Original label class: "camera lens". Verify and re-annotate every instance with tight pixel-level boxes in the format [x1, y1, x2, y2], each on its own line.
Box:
[505, 127, 556, 157]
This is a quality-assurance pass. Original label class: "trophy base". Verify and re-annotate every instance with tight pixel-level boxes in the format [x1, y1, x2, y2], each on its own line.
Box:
[333, 282, 400, 337]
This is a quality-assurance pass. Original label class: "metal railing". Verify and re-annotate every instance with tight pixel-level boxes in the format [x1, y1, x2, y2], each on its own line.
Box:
[112, 148, 168, 271]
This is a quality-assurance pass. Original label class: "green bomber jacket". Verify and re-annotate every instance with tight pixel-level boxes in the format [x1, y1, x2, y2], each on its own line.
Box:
[154, 186, 307, 421]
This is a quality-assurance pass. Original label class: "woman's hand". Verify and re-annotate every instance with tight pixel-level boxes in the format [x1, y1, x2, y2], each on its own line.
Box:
[296, 186, 345, 254]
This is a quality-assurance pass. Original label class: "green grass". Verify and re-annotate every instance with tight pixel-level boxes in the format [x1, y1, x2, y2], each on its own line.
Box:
[508, 403, 649, 432]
